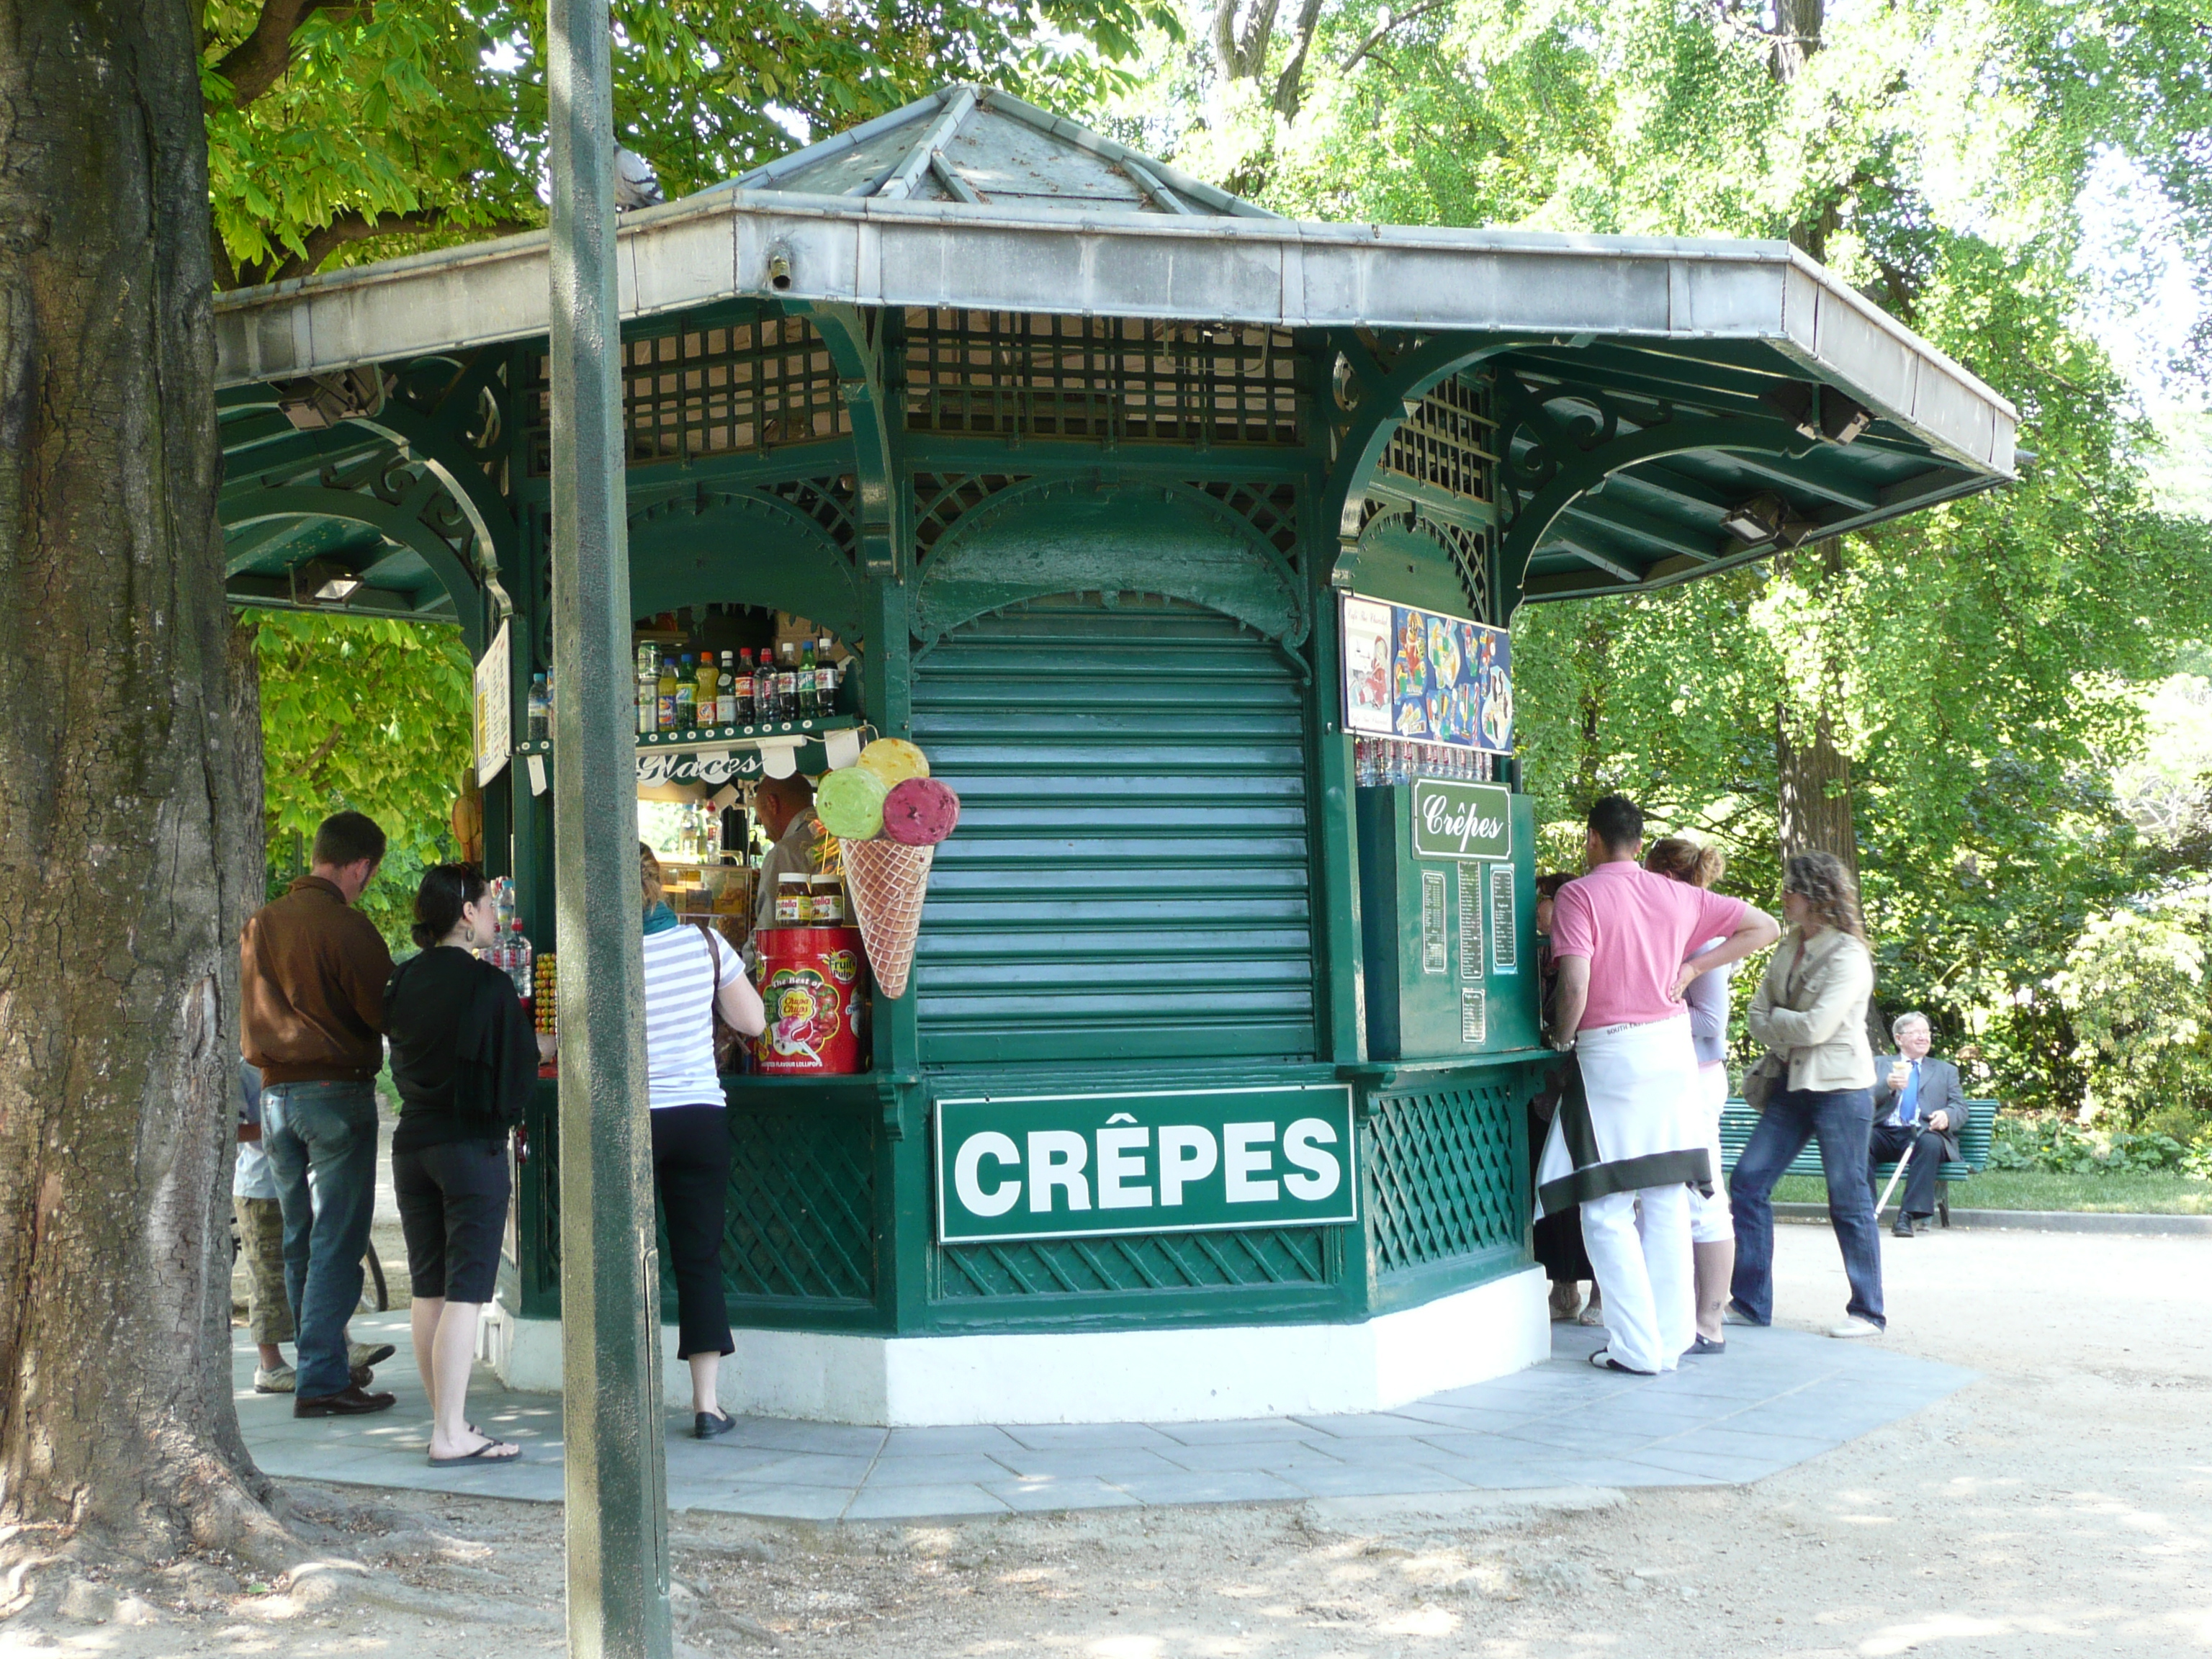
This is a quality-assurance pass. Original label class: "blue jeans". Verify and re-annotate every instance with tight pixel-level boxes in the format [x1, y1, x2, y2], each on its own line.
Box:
[1728, 1085, 1884, 1328]
[261, 1081, 379, 1398]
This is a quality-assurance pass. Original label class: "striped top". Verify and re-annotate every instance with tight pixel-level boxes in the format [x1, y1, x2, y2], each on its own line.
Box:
[641, 925, 727, 1110]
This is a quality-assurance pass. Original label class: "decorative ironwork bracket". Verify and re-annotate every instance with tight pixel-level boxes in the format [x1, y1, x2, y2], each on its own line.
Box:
[795, 302, 902, 577]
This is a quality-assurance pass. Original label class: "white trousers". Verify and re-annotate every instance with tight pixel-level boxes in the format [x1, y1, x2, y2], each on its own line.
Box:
[1691, 1061, 1735, 1245]
[1581, 1182, 1694, 1373]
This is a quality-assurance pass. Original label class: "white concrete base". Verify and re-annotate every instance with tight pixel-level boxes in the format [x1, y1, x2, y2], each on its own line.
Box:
[485, 1267, 1550, 1426]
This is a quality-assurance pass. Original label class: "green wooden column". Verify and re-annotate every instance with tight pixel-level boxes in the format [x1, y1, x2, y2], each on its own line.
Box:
[547, 0, 671, 1651]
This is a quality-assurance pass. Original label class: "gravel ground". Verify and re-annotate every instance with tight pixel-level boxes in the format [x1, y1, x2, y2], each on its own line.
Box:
[12, 1223, 2208, 1658]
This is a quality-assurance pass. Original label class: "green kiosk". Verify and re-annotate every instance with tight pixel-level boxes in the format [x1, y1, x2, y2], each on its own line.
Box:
[211, 85, 2015, 1424]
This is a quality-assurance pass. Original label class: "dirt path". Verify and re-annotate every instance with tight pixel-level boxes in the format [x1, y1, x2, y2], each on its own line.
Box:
[9, 1223, 2208, 1658]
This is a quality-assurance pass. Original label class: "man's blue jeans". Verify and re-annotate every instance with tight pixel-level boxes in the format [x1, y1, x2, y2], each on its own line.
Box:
[1728, 1085, 1885, 1328]
[261, 1081, 379, 1398]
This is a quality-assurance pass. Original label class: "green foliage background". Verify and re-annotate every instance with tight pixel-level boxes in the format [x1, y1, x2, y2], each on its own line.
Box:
[1097, 0, 2212, 1123]
[250, 611, 475, 948]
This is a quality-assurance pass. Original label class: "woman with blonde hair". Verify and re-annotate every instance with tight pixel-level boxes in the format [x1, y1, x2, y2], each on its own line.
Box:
[1727, 850, 1884, 1339]
[1644, 837, 1737, 1354]
[639, 842, 766, 1437]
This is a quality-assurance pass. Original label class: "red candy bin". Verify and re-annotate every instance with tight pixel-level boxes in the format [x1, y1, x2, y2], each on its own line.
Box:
[752, 926, 866, 1075]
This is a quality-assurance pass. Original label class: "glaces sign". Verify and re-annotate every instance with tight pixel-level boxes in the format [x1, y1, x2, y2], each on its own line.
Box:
[1411, 780, 1512, 861]
[935, 1085, 1358, 1244]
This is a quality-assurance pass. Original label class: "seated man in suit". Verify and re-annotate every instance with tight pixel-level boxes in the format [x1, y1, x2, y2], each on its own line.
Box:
[1869, 1012, 1966, 1237]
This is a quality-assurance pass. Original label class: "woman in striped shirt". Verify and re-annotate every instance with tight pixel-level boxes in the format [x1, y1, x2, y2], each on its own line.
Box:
[640, 843, 765, 1438]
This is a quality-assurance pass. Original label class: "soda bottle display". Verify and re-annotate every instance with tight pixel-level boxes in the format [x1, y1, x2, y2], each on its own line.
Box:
[717, 651, 737, 724]
[656, 656, 678, 732]
[527, 673, 549, 743]
[778, 643, 800, 721]
[798, 642, 818, 719]
[815, 636, 838, 711]
[734, 649, 755, 724]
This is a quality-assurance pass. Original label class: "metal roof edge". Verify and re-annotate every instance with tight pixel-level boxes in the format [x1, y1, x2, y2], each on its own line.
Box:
[207, 192, 2015, 477]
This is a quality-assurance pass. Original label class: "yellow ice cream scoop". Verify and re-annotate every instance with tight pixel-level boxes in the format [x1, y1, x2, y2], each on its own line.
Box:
[858, 737, 930, 787]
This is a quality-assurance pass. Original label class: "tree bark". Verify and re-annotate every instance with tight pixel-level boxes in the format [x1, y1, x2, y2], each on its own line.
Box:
[1773, 536, 1859, 873]
[0, 0, 283, 1565]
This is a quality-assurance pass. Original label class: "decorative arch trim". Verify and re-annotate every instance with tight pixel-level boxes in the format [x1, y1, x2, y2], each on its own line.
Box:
[222, 484, 485, 653]
[626, 488, 863, 642]
[912, 477, 1308, 647]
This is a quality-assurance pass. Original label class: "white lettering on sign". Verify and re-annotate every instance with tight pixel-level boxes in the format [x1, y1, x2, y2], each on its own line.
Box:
[1420, 790, 1508, 855]
[1282, 1118, 1342, 1200]
[1158, 1125, 1218, 1205]
[1223, 1123, 1279, 1202]
[953, 1132, 1021, 1218]
[1027, 1130, 1090, 1213]
[1096, 1125, 1152, 1209]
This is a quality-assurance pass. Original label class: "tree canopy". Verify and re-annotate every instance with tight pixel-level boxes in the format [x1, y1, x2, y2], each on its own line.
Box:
[1107, 0, 2212, 1118]
[202, 0, 1177, 287]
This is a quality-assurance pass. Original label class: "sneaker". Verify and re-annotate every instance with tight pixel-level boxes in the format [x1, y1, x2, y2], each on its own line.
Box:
[1721, 1303, 1763, 1328]
[1827, 1316, 1883, 1339]
[253, 1362, 296, 1394]
[347, 1340, 397, 1370]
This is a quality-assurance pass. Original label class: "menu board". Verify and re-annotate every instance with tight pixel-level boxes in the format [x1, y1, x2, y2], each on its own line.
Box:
[1341, 593, 1513, 754]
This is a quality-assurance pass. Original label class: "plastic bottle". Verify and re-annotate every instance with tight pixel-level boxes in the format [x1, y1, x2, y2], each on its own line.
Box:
[798, 642, 819, 719]
[815, 636, 838, 711]
[674, 654, 696, 729]
[527, 673, 549, 743]
[716, 651, 737, 724]
[656, 656, 678, 732]
[734, 649, 755, 724]
[695, 654, 719, 729]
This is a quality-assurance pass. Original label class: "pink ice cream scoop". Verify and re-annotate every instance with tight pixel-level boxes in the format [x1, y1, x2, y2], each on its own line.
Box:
[880, 777, 960, 846]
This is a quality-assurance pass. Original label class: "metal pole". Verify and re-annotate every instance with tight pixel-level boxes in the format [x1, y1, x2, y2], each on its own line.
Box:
[547, 0, 672, 1653]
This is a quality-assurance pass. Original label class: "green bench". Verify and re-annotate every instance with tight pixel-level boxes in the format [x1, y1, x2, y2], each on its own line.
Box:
[1717, 1097, 1998, 1228]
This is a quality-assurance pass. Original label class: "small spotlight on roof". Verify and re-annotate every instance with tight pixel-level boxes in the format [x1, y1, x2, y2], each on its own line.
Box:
[300, 559, 364, 603]
[1721, 494, 1788, 545]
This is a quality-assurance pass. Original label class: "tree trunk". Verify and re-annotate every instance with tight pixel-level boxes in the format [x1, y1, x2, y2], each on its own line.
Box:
[1773, 535, 1858, 873]
[0, 0, 284, 1565]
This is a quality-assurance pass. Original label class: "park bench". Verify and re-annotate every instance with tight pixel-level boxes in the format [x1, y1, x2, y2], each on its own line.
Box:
[1717, 1097, 1998, 1227]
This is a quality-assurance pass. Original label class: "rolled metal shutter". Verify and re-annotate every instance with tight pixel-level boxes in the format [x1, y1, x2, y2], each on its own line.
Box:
[910, 593, 1317, 1066]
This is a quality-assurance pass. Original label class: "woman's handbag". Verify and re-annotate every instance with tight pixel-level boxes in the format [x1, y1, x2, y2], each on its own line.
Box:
[692, 921, 749, 1072]
[1740, 1051, 1786, 1112]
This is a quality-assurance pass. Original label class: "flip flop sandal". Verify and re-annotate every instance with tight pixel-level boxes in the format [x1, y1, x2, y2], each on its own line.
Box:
[429, 1438, 522, 1468]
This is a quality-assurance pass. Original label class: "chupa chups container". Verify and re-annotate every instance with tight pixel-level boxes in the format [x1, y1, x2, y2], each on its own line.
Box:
[753, 926, 865, 1074]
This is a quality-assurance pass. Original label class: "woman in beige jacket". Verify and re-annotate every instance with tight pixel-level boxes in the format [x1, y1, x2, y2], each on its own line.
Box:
[1727, 851, 1886, 1339]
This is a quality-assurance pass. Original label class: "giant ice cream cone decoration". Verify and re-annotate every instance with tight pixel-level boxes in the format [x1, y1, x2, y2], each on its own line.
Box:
[842, 837, 933, 999]
[811, 739, 960, 1000]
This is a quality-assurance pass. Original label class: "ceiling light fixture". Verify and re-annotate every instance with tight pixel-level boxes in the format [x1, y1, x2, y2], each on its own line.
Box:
[1720, 494, 1788, 545]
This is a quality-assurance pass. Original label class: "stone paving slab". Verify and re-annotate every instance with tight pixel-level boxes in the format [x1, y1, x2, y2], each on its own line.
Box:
[240, 1313, 1974, 1522]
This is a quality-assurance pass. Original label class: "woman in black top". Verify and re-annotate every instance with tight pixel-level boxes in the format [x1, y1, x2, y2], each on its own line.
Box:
[385, 863, 536, 1467]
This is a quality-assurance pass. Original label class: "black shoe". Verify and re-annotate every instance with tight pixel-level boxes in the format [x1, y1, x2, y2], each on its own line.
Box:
[350, 1364, 374, 1388]
[1892, 1216, 1915, 1238]
[695, 1409, 737, 1441]
[295, 1384, 397, 1418]
[1686, 1335, 1726, 1356]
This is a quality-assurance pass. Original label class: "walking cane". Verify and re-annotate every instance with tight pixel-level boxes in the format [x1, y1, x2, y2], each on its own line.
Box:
[1875, 1142, 1914, 1219]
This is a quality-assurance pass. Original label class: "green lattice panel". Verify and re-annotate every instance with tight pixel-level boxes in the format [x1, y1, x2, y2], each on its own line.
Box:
[938, 1227, 1327, 1300]
[724, 1107, 876, 1301]
[1366, 1082, 1522, 1276]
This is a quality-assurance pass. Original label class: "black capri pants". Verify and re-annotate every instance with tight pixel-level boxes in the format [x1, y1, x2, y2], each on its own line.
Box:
[651, 1105, 734, 1360]
[392, 1137, 511, 1304]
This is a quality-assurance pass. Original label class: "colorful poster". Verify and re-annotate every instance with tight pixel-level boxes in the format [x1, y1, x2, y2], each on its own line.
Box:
[1340, 593, 1513, 754]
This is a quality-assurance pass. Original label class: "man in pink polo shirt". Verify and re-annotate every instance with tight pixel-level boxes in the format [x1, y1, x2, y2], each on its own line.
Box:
[1537, 796, 1778, 1374]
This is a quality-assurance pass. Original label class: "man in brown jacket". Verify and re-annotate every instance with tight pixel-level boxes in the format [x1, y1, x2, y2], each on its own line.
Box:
[241, 810, 397, 1416]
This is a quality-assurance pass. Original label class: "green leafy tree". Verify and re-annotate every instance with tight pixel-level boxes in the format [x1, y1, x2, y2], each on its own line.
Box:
[2053, 893, 2212, 1127]
[251, 611, 475, 946]
[1101, 0, 2212, 1112]
[202, 0, 1179, 287]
